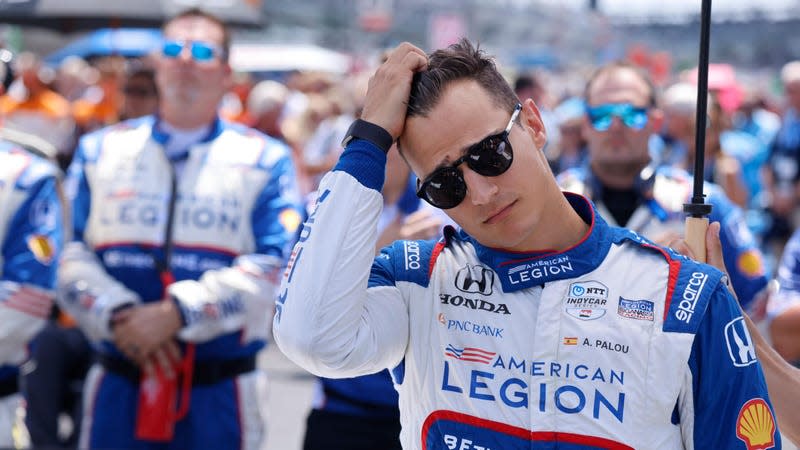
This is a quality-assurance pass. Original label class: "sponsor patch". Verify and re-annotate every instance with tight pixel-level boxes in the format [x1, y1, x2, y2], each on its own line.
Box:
[736, 398, 776, 450]
[675, 272, 708, 323]
[737, 250, 765, 278]
[279, 209, 302, 233]
[564, 280, 608, 321]
[725, 317, 757, 367]
[444, 344, 496, 364]
[618, 297, 654, 321]
[403, 241, 421, 270]
[440, 293, 510, 315]
[27, 234, 55, 264]
[455, 264, 494, 295]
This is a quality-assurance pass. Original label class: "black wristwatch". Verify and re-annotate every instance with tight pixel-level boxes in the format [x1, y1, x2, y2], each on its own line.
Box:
[341, 119, 394, 154]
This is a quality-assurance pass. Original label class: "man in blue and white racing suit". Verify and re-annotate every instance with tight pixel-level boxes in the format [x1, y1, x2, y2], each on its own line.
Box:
[0, 139, 62, 447]
[275, 40, 781, 449]
[56, 9, 302, 450]
[557, 61, 769, 318]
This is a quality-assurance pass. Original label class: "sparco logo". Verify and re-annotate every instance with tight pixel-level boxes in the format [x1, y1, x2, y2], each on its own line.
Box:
[404, 241, 421, 270]
[675, 272, 708, 323]
[440, 293, 510, 314]
[455, 264, 494, 295]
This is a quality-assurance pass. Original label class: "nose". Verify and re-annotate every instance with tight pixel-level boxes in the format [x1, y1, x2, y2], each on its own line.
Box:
[463, 167, 499, 206]
[606, 115, 626, 132]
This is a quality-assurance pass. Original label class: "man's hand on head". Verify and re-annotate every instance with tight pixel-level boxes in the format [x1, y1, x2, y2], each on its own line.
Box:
[360, 42, 428, 140]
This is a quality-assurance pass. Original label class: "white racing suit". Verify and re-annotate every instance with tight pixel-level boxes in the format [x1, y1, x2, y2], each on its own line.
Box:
[57, 116, 302, 449]
[275, 139, 781, 450]
[0, 141, 62, 448]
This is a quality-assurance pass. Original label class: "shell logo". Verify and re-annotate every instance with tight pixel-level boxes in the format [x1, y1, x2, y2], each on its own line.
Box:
[736, 398, 776, 450]
[737, 250, 765, 278]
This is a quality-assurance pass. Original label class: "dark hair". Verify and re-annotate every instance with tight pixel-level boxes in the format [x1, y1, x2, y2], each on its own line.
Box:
[163, 7, 230, 62]
[406, 38, 518, 119]
[583, 61, 657, 107]
[513, 73, 540, 95]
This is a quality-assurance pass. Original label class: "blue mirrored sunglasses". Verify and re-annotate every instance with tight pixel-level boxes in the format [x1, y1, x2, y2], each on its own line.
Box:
[586, 103, 649, 131]
[162, 40, 220, 62]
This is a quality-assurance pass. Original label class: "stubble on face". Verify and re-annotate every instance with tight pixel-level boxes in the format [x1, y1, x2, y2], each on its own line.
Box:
[585, 68, 654, 188]
[157, 17, 228, 115]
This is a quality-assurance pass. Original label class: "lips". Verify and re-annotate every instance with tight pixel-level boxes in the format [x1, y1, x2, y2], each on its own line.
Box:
[484, 200, 516, 224]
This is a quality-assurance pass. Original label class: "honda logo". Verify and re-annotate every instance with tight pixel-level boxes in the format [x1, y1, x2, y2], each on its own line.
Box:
[455, 264, 494, 295]
[725, 317, 757, 367]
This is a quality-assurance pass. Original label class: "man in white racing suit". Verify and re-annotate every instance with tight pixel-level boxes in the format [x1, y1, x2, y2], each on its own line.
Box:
[0, 139, 62, 448]
[274, 40, 781, 449]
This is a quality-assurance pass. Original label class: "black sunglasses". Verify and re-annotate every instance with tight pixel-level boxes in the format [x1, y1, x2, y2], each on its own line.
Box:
[416, 103, 521, 209]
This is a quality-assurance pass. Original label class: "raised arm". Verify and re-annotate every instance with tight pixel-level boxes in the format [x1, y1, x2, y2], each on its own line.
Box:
[274, 43, 428, 378]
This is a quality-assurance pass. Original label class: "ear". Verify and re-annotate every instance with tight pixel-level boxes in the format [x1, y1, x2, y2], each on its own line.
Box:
[521, 98, 547, 150]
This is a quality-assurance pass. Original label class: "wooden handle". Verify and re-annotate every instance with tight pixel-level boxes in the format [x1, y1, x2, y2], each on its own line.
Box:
[685, 216, 709, 263]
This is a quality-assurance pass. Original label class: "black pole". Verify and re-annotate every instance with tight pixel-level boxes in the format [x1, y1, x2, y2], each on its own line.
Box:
[684, 0, 713, 219]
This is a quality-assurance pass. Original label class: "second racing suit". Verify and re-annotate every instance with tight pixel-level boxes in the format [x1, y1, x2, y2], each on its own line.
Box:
[58, 116, 302, 449]
[0, 141, 62, 447]
[275, 139, 781, 450]
[557, 165, 769, 317]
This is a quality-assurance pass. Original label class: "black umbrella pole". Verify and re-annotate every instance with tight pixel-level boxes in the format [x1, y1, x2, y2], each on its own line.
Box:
[684, 0, 714, 262]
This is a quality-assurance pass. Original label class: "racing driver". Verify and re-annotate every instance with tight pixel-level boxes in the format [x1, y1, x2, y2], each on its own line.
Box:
[274, 40, 781, 449]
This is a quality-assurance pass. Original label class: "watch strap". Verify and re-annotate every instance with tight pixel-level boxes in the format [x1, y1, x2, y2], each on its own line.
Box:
[341, 119, 393, 153]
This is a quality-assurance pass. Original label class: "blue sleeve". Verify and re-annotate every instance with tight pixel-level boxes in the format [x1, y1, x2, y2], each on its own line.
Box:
[251, 149, 303, 260]
[708, 188, 768, 309]
[3, 174, 63, 290]
[369, 239, 438, 289]
[63, 140, 92, 243]
[776, 229, 800, 294]
[397, 176, 421, 215]
[688, 284, 780, 449]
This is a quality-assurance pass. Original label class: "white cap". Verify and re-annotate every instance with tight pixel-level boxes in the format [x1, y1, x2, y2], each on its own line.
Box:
[780, 61, 800, 85]
[246, 80, 289, 118]
[662, 82, 698, 114]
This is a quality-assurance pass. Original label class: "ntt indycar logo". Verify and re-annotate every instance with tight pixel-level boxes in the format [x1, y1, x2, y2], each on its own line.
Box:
[675, 272, 708, 323]
[441, 351, 626, 423]
[564, 281, 608, 321]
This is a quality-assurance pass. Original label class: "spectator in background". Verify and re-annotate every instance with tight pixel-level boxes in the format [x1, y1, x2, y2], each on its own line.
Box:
[119, 63, 159, 120]
[72, 57, 125, 134]
[550, 96, 588, 173]
[656, 82, 748, 207]
[735, 87, 782, 148]
[768, 227, 800, 364]
[0, 107, 64, 448]
[514, 72, 559, 162]
[53, 57, 92, 102]
[764, 60, 800, 254]
[654, 82, 694, 168]
[57, 8, 302, 449]
[246, 79, 289, 142]
[1, 52, 75, 166]
[558, 61, 770, 317]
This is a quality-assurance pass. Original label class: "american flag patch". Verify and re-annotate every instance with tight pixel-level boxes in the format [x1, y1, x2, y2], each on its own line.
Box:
[444, 344, 496, 364]
[0, 281, 53, 318]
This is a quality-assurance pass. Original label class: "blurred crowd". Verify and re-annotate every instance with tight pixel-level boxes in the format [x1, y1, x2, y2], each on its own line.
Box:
[1, 12, 800, 449]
